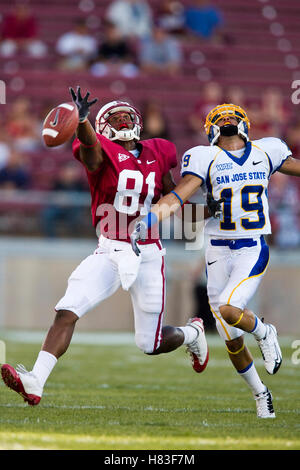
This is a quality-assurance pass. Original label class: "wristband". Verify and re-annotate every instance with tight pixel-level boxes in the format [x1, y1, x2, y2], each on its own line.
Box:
[171, 190, 183, 206]
[79, 140, 98, 148]
[142, 212, 158, 229]
[181, 200, 190, 210]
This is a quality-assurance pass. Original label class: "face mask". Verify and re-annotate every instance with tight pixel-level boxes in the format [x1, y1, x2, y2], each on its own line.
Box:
[220, 124, 238, 137]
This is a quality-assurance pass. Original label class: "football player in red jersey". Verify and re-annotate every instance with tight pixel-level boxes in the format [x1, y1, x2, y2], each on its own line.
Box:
[1, 87, 209, 406]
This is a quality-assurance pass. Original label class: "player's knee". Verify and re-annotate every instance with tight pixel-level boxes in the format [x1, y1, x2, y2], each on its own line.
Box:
[135, 333, 155, 354]
[219, 304, 241, 325]
[54, 309, 79, 326]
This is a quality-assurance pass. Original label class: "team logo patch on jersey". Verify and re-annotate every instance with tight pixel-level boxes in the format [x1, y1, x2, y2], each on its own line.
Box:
[118, 153, 130, 162]
[216, 162, 233, 171]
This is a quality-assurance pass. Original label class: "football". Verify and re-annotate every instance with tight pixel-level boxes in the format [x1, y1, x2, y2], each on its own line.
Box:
[42, 102, 79, 147]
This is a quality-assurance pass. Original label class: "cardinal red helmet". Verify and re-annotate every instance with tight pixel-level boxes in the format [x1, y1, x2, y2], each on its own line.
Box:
[95, 101, 143, 141]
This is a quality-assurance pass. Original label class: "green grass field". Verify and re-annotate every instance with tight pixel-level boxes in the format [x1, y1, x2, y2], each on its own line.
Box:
[0, 332, 299, 450]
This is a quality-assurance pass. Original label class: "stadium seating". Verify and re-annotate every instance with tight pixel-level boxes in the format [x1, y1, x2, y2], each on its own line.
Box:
[1, 0, 300, 180]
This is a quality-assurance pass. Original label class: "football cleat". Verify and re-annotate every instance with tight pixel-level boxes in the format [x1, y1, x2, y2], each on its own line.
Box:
[255, 388, 276, 418]
[257, 322, 282, 374]
[186, 317, 209, 373]
[1, 364, 42, 406]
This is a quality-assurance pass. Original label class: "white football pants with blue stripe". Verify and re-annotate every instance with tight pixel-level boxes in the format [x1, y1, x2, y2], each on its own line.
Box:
[206, 236, 269, 341]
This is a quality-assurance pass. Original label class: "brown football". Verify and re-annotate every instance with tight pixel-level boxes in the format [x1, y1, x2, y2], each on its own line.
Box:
[42, 102, 79, 147]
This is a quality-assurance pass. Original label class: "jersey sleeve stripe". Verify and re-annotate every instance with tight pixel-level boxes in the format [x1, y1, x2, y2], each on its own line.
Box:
[181, 171, 204, 184]
[273, 154, 292, 173]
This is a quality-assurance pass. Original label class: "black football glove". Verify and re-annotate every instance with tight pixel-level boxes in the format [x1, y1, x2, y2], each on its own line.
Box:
[69, 86, 98, 123]
[207, 193, 226, 218]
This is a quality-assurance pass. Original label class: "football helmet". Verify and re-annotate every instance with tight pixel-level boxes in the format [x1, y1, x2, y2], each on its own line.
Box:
[95, 101, 143, 141]
[204, 103, 250, 145]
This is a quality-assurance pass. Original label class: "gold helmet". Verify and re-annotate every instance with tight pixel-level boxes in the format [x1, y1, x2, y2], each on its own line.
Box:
[204, 103, 250, 145]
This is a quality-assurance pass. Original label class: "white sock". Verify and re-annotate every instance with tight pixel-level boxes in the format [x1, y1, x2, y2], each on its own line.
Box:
[31, 350, 57, 389]
[178, 326, 198, 345]
[238, 361, 266, 396]
[250, 316, 267, 340]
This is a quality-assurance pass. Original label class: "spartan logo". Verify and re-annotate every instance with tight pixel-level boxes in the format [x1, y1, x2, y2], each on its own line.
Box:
[0, 80, 6, 104]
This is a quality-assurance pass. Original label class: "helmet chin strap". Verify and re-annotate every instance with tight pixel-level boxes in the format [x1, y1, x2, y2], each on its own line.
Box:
[210, 122, 248, 145]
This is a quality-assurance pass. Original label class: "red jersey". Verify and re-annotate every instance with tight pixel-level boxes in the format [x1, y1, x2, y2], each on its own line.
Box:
[72, 133, 177, 242]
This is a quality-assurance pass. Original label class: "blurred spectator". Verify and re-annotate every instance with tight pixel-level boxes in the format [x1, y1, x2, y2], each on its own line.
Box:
[247, 88, 290, 141]
[0, 2, 47, 57]
[268, 171, 300, 248]
[225, 85, 247, 109]
[141, 100, 170, 140]
[5, 97, 42, 153]
[156, 0, 186, 36]
[90, 22, 139, 78]
[285, 115, 300, 156]
[246, 100, 267, 141]
[5, 96, 42, 153]
[56, 19, 97, 71]
[0, 148, 30, 189]
[0, 129, 11, 170]
[184, 0, 224, 42]
[40, 162, 87, 238]
[260, 87, 290, 138]
[138, 25, 182, 76]
[106, 0, 153, 39]
[188, 81, 223, 139]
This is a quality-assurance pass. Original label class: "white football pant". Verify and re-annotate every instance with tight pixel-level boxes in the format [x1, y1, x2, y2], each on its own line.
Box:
[55, 235, 166, 353]
[206, 236, 269, 341]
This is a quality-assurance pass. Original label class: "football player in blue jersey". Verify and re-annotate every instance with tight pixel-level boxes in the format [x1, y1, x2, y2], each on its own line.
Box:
[131, 103, 300, 418]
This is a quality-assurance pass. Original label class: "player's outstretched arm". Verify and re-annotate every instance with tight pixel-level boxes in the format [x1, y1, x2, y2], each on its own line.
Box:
[278, 156, 300, 177]
[70, 86, 104, 172]
[154, 174, 202, 221]
[161, 172, 223, 222]
[130, 174, 202, 255]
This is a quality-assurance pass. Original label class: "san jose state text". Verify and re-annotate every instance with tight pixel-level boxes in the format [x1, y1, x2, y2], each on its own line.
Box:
[216, 171, 266, 185]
